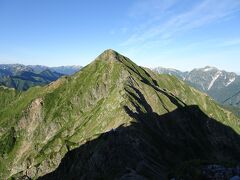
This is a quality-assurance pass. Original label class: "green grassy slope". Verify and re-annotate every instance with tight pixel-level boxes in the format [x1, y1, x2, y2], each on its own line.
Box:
[0, 50, 239, 179]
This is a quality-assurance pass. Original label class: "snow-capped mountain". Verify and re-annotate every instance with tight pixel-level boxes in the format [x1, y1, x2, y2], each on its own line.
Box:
[153, 66, 240, 108]
[153, 66, 187, 79]
[185, 66, 238, 91]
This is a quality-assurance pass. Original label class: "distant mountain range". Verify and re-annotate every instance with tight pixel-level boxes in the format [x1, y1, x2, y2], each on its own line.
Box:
[0, 64, 82, 75]
[154, 66, 240, 109]
[27, 65, 82, 75]
[1, 63, 239, 112]
[0, 64, 82, 90]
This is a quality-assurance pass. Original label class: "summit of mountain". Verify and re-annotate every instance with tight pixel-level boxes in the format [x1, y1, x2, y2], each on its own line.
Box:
[0, 50, 240, 179]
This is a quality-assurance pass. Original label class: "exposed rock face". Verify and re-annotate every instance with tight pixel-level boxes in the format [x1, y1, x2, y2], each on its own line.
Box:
[0, 50, 240, 179]
[17, 98, 43, 132]
[153, 66, 240, 110]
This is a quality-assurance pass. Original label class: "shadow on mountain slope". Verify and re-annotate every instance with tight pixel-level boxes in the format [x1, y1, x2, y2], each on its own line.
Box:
[39, 102, 240, 180]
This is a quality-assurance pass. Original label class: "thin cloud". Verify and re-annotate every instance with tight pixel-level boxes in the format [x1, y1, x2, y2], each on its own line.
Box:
[219, 38, 240, 47]
[128, 0, 179, 18]
[122, 0, 240, 47]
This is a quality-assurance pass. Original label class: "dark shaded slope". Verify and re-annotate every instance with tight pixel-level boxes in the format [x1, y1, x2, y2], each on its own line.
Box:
[2, 50, 240, 179]
[40, 105, 240, 180]
[40, 83, 240, 180]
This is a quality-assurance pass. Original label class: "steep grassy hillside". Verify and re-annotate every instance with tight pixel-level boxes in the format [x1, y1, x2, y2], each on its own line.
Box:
[0, 86, 20, 109]
[0, 50, 240, 179]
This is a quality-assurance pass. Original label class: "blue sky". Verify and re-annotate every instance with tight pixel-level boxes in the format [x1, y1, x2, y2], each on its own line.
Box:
[0, 0, 240, 72]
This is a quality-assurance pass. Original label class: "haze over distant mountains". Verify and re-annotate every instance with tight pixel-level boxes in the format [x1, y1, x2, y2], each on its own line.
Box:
[1, 63, 239, 110]
[1, 63, 239, 113]
[0, 64, 82, 75]
[0, 64, 82, 90]
[154, 66, 240, 110]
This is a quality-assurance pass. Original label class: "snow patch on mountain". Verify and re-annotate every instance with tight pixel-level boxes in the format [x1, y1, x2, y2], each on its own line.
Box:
[204, 67, 215, 72]
[225, 77, 236, 86]
[208, 71, 222, 90]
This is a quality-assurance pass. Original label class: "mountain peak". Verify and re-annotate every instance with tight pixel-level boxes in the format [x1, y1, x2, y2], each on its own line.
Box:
[202, 66, 217, 72]
[96, 49, 122, 62]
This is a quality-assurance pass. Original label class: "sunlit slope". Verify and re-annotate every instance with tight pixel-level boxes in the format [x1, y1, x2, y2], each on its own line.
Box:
[0, 50, 239, 179]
